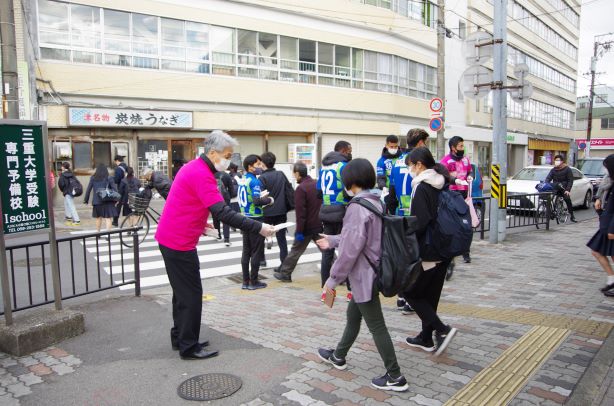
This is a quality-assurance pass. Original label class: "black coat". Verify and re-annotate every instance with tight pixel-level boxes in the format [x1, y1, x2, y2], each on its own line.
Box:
[546, 165, 573, 192]
[114, 163, 128, 187]
[214, 171, 233, 204]
[151, 171, 172, 199]
[84, 176, 117, 206]
[294, 176, 322, 235]
[410, 181, 442, 257]
[119, 177, 142, 204]
[259, 168, 294, 217]
[58, 171, 75, 196]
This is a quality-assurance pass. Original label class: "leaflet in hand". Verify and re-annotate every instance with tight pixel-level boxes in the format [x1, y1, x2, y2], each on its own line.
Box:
[203, 227, 219, 238]
[273, 222, 295, 232]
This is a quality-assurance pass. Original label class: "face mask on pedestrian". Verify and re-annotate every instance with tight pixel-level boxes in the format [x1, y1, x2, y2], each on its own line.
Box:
[454, 149, 465, 158]
[409, 164, 418, 179]
[554, 159, 562, 167]
[388, 148, 398, 155]
[213, 152, 231, 172]
[253, 167, 263, 176]
[344, 185, 360, 197]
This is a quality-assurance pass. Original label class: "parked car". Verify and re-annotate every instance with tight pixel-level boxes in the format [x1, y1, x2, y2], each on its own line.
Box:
[576, 157, 606, 193]
[507, 165, 593, 210]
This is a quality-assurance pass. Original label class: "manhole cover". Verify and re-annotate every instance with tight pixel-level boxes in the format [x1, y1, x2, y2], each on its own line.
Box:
[177, 373, 242, 401]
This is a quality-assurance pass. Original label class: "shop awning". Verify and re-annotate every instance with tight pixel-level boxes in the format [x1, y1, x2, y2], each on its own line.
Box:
[528, 139, 571, 151]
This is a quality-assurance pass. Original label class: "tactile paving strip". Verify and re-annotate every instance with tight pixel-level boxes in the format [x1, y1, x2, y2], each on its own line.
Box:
[444, 326, 569, 406]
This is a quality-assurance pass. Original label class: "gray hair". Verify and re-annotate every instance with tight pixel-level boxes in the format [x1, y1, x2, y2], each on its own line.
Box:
[141, 168, 153, 178]
[204, 130, 238, 154]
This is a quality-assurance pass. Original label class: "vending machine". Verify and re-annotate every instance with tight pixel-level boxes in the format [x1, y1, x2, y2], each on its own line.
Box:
[288, 143, 317, 179]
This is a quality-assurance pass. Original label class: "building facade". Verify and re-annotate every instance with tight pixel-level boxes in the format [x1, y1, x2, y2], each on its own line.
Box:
[11, 0, 442, 203]
[576, 85, 614, 158]
[444, 0, 580, 177]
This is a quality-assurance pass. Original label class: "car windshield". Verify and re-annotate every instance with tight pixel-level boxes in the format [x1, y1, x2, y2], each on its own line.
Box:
[513, 167, 551, 181]
[576, 159, 606, 176]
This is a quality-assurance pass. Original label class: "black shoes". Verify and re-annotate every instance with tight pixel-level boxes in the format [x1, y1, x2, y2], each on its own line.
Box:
[570, 217, 578, 223]
[247, 281, 267, 290]
[273, 272, 292, 282]
[180, 348, 219, 360]
[241, 281, 249, 290]
[600, 282, 614, 293]
[260, 260, 267, 268]
[401, 304, 415, 315]
[371, 373, 409, 392]
[605, 289, 614, 297]
[396, 298, 406, 310]
[435, 326, 458, 356]
[463, 253, 471, 263]
[405, 335, 436, 352]
[317, 348, 347, 370]
[172, 340, 210, 351]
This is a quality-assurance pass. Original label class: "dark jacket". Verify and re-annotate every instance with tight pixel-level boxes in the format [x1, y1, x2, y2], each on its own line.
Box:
[84, 176, 117, 206]
[119, 177, 142, 204]
[294, 176, 322, 235]
[409, 169, 446, 259]
[318, 151, 351, 223]
[151, 171, 172, 199]
[58, 171, 76, 196]
[546, 164, 573, 192]
[259, 168, 293, 217]
[376, 147, 403, 189]
[214, 171, 233, 204]
[114, 163, 128, 187]
[600, 188, 614, 233]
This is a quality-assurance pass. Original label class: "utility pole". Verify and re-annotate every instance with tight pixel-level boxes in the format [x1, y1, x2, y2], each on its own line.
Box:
[586, 33, 614, 158]
[489, 0, 508, 244]
[436, 0, 446, 160]
[0, 0, 19, 119]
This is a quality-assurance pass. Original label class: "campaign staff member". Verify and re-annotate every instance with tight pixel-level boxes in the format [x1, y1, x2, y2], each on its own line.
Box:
[155, 130, 275, 361]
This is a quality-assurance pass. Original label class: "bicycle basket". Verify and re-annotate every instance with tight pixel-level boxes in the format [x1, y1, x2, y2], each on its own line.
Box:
[128, 193, 151, 213]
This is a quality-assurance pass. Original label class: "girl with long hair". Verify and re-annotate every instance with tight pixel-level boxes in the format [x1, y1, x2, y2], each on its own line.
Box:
[83, 163, 118, 233]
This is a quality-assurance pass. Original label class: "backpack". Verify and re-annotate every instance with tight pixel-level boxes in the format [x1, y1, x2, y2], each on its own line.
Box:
[216, 174, 230, 202]
[284, 174, 295, 211]
[423, 187, 473, 260]
[350, 198, 422, 297]
[69, 177, 83, 197]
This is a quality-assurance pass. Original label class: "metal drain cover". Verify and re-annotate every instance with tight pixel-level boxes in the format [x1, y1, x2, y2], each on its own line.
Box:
[177, 373, 242, 401]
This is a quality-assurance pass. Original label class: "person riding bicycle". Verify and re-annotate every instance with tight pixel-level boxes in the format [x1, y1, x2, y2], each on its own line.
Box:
[545, 155, 576, 223]
[142, 168, 172, 200]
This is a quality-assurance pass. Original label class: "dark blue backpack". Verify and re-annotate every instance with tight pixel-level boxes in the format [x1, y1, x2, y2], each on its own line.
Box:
[423, 187, 473, 261]
[535, 182, 554, 192]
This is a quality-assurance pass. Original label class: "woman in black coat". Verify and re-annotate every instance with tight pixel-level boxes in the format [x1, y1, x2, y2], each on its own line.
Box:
[587, 154, 614, 297]
[118, 167, 142, 225]
[84, 163, 118, 233]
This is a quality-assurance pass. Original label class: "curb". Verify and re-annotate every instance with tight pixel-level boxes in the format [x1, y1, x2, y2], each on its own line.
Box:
[566, 326, 614, 405]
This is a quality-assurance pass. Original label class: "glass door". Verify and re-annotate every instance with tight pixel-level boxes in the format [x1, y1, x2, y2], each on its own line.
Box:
[171, 140, 193, 178]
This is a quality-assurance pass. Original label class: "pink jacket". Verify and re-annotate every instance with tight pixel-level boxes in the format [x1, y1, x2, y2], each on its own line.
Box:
[441, 153, 471, 191]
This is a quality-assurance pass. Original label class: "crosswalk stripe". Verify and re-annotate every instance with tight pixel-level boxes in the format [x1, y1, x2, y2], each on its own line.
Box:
[117, 252, 322, 290]
[105, 241, 309, 274]
[89, 233, 245, 254]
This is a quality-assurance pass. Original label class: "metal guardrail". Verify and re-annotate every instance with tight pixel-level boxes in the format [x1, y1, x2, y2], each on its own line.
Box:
[0, 228, 141, 315]
[472, 192, 553, 239]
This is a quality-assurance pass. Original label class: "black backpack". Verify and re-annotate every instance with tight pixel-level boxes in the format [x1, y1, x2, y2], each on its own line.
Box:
[69, 177, 83, 197]
[350, 198, 422, 297]
[423, 186, 473, 261]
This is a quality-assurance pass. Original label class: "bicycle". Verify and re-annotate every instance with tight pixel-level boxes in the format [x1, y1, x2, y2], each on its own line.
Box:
[119, 188, 162, 248]
[536, 192, 569, 225]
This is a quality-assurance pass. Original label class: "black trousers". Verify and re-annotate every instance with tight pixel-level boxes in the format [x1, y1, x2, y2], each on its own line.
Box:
[404, 261, 450, 339]
[212, 214, 230, 240]
[159, 244, 203, 356]
[242, 218, 264, 282]
[263, 214, 288, 263]
[320, 221, 343, 287]
[279, 234, 321, 276]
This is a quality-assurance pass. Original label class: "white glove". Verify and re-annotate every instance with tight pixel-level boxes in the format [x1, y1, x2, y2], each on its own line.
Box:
[259, 223, 276, 237]
[467, 176, 474, 182]
[153, 192, 161, 199]
[455, 179, 469, 186]
[260, 189, 269, 198]
[264, 196, 275, 207]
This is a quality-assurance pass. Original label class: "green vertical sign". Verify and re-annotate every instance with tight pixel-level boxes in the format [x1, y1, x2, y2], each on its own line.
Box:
[0, 124, 49, 234]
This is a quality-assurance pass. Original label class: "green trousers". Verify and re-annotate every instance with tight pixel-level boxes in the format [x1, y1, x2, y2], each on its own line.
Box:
[334, 286, 402, 378]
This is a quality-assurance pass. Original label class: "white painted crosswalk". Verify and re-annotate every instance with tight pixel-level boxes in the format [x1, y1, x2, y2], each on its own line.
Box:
[73, 225, 321, 290]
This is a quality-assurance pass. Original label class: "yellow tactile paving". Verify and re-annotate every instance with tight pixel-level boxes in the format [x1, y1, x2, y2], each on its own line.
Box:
[230, 274, 613, 337]
[444, 326, 569, 406]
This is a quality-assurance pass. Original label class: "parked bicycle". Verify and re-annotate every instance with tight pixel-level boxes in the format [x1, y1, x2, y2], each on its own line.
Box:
[537, 192, 569, 225]
[119, 187, 162, 247]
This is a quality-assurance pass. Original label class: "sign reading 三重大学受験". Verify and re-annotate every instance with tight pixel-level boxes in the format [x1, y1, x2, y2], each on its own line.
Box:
[0, 124, 49, 234]
[68, 107, 193, 128]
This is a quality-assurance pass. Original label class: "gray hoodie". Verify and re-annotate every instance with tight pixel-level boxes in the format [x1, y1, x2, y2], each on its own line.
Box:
[324, 189, 382, 303]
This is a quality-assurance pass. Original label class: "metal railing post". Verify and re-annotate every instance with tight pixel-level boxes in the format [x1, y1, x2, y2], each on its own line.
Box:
[480, 200, 486, 240]
[133, 229, 141, 297]
[546, 194, 551, 231]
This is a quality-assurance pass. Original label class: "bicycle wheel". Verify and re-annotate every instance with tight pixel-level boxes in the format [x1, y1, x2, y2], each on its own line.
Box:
[555, 197, 569, 224]
[120, 213, 150, 248]
[535, 200, 548, 229]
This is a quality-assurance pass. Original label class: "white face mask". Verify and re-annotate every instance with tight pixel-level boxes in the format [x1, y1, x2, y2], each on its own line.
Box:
[409, 168, 418, 179]
[215, 157, 231, 172]
[554, 160, 562, 166]
[389, 148, 398, 155]
[344, 187, 356, 197]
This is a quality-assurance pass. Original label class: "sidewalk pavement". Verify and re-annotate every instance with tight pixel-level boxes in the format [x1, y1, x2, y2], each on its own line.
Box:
[1, 218, 614, 405]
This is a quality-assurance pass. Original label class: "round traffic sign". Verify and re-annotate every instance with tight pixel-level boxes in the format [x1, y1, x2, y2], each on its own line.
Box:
[430, 98, 443, 112]
[429, 117, 443, 132]
[579, 142, 587, 150]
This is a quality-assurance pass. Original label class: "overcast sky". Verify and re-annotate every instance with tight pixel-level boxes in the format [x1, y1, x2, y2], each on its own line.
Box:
[577, 0, 614, 97]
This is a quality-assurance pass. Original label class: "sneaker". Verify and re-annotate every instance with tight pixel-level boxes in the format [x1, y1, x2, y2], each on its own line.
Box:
[71, 221, 81, 226]
[434, 326, 458, 356]
[317, 348, 347, 370]
[405, 335, 436, 352]
[346, 292, 353, 302]
[396, 298, 406, 310]
[321, 292, 326, 302]
[64, 217, 72, 222]
[601, 282, 614, 292]
[266, 237, 273, 250]
[273, 272, 292, 282]
[216, 234, 223, 241]
[401, 304, 415, 315]
[463, 253, 471, 263]
[248, 281, 267, 290]
[224, 239, 231, 247]
[260, 260, 267, 268]
[241, 282, 249, 290]
[570, 217, 578, 223]
[371, 373, 409, 392]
